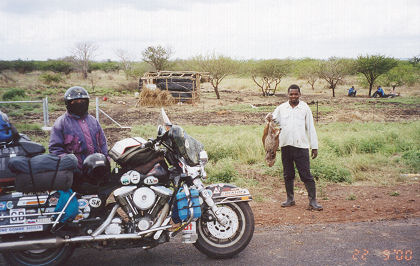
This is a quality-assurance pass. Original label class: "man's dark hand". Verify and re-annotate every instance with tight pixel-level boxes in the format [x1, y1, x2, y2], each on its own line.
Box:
[311, 149, 318, 159]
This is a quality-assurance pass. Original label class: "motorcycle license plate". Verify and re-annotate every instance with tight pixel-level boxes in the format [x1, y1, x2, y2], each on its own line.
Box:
[183, 221, 196, 233]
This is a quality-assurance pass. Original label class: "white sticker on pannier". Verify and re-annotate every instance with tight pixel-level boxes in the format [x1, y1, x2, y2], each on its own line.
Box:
[144, 176, 158, 185]
[0, 225, 43, 235]
[89, 198, 101, 208]
[10, 208, 26, 224]
[78, 199, 88, 209]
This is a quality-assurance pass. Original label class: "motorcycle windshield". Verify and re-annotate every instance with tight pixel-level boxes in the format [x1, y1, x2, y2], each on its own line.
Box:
[169, 125, 203, 166]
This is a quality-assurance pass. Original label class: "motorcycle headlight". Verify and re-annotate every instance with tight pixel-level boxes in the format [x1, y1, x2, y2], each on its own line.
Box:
[199, 150, 208, 166]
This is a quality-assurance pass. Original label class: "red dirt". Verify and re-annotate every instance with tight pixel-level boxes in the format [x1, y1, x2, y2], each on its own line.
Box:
[250, 182, 420, 225]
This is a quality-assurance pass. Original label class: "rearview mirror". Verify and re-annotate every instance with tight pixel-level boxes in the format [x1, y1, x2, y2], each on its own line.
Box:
[157, 125, 165, 136]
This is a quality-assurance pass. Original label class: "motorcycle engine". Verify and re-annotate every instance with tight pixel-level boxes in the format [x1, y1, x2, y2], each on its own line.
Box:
[114, 185, 173, 233]
[105, 218, 122, 235]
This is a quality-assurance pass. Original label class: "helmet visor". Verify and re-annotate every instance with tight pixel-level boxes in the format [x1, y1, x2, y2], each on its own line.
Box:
[68, 99, 89, 117]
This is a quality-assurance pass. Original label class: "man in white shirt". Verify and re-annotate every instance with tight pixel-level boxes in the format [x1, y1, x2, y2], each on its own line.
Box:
[270, 84, 323, 211]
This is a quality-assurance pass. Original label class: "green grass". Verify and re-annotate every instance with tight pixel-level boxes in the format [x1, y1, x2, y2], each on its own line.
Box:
[14, 123, 42, 131]
[367, 96, 420, 108]
[379, 96, 420, 105]
[127, 121, 420, 187]
[309, 104, 335, 115]
[11, 116, 420, 189]
[217, 104, 274, 113]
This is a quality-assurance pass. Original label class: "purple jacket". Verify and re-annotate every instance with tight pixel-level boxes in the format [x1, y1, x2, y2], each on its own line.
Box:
[49, 112, 108, 169]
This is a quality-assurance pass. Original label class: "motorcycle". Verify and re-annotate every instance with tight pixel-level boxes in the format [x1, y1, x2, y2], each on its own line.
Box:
[0, 109, 254, 265]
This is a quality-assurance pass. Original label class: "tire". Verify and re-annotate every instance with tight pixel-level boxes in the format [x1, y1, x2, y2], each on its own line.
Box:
[2, 245, 75, 266]
[194, 202, 254, 259]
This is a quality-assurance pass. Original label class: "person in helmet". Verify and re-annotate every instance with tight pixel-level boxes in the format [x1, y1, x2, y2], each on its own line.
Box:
[49, 86, 109, 189]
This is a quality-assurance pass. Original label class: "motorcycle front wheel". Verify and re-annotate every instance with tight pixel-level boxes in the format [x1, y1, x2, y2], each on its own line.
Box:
[2, 245, 74, 266]
[194, 202, 254, 259]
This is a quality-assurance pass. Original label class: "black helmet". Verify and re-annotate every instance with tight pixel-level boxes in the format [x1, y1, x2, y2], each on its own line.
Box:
[64, 86, 90, 116]
[82, 153, 110, 185]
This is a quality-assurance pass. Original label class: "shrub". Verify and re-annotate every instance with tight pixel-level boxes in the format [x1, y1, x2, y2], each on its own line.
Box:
[359, 137, 384, 153]
[41, 60, 73, 74]
[312, 161, 353, 183]
[207, 146, 236, 162]
[402, 150, 420, 172]
[346, 194, 356, 200]
[89, 61, 120, 73]
[390, 191, 400, 196]
[0, 61, 13, 72]
[206, 160, 237, 183]
[119, 82, 139, 92]
[39, 73, 64, 84]
[13, 60, 36, 73]
[2, 88, 26, 100]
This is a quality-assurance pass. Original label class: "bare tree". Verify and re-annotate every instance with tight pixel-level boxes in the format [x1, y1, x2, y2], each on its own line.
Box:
[72, 42, 98, 79]
[317, 58, 354, 97]
[251, 60, 291, 96]
[142, 45, 172, 71]
[191, 54, 237, 99]
[115, 49, 134, 79]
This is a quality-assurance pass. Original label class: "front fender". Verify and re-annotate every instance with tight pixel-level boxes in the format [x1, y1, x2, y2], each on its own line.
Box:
[204, 183, 252, 204]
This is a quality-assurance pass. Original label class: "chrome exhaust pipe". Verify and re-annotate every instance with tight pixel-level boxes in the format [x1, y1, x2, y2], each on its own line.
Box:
[0, 237, 65, 251]
[0, 225, 172, 251]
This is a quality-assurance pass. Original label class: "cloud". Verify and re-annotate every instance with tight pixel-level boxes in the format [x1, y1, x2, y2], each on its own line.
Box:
[0, 0, 419, 60]
[0, 0, 235, 14]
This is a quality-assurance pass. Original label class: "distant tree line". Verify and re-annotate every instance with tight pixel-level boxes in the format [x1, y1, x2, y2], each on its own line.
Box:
[1, 43, 419, 99]
[0, 59, 122, 74]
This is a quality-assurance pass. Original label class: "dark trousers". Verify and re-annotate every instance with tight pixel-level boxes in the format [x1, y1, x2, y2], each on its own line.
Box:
[281, 146, 314, 184]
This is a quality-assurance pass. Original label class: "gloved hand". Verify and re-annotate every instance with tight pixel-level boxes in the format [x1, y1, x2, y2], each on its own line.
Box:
[144, 140, 154, 149]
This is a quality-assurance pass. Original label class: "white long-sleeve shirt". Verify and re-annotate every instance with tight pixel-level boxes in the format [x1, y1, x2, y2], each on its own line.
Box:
[272, 100, 318, 149]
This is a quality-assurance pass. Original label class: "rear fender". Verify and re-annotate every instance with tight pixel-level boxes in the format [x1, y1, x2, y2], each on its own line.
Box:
[204, 183, 252, 204]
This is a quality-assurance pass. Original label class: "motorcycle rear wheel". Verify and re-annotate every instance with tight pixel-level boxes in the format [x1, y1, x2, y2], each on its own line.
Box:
[2, 245, 74, 266]
[194, 202, 254, 259]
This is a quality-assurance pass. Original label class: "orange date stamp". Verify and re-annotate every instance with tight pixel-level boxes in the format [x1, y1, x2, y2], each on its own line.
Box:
[352, 249, 413, 262]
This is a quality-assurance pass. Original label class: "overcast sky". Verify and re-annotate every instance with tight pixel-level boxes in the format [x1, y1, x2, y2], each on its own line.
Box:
[0, 0, 419, 61]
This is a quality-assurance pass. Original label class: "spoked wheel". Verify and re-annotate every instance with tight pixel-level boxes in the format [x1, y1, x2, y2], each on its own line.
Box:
[194, 202, 254, 259]
[2, 245, 74, 266]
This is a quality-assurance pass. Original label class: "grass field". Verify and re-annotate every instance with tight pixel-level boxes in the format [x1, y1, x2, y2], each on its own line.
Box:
[130, 122, 419, 185]
[2, 72, 419, 191]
